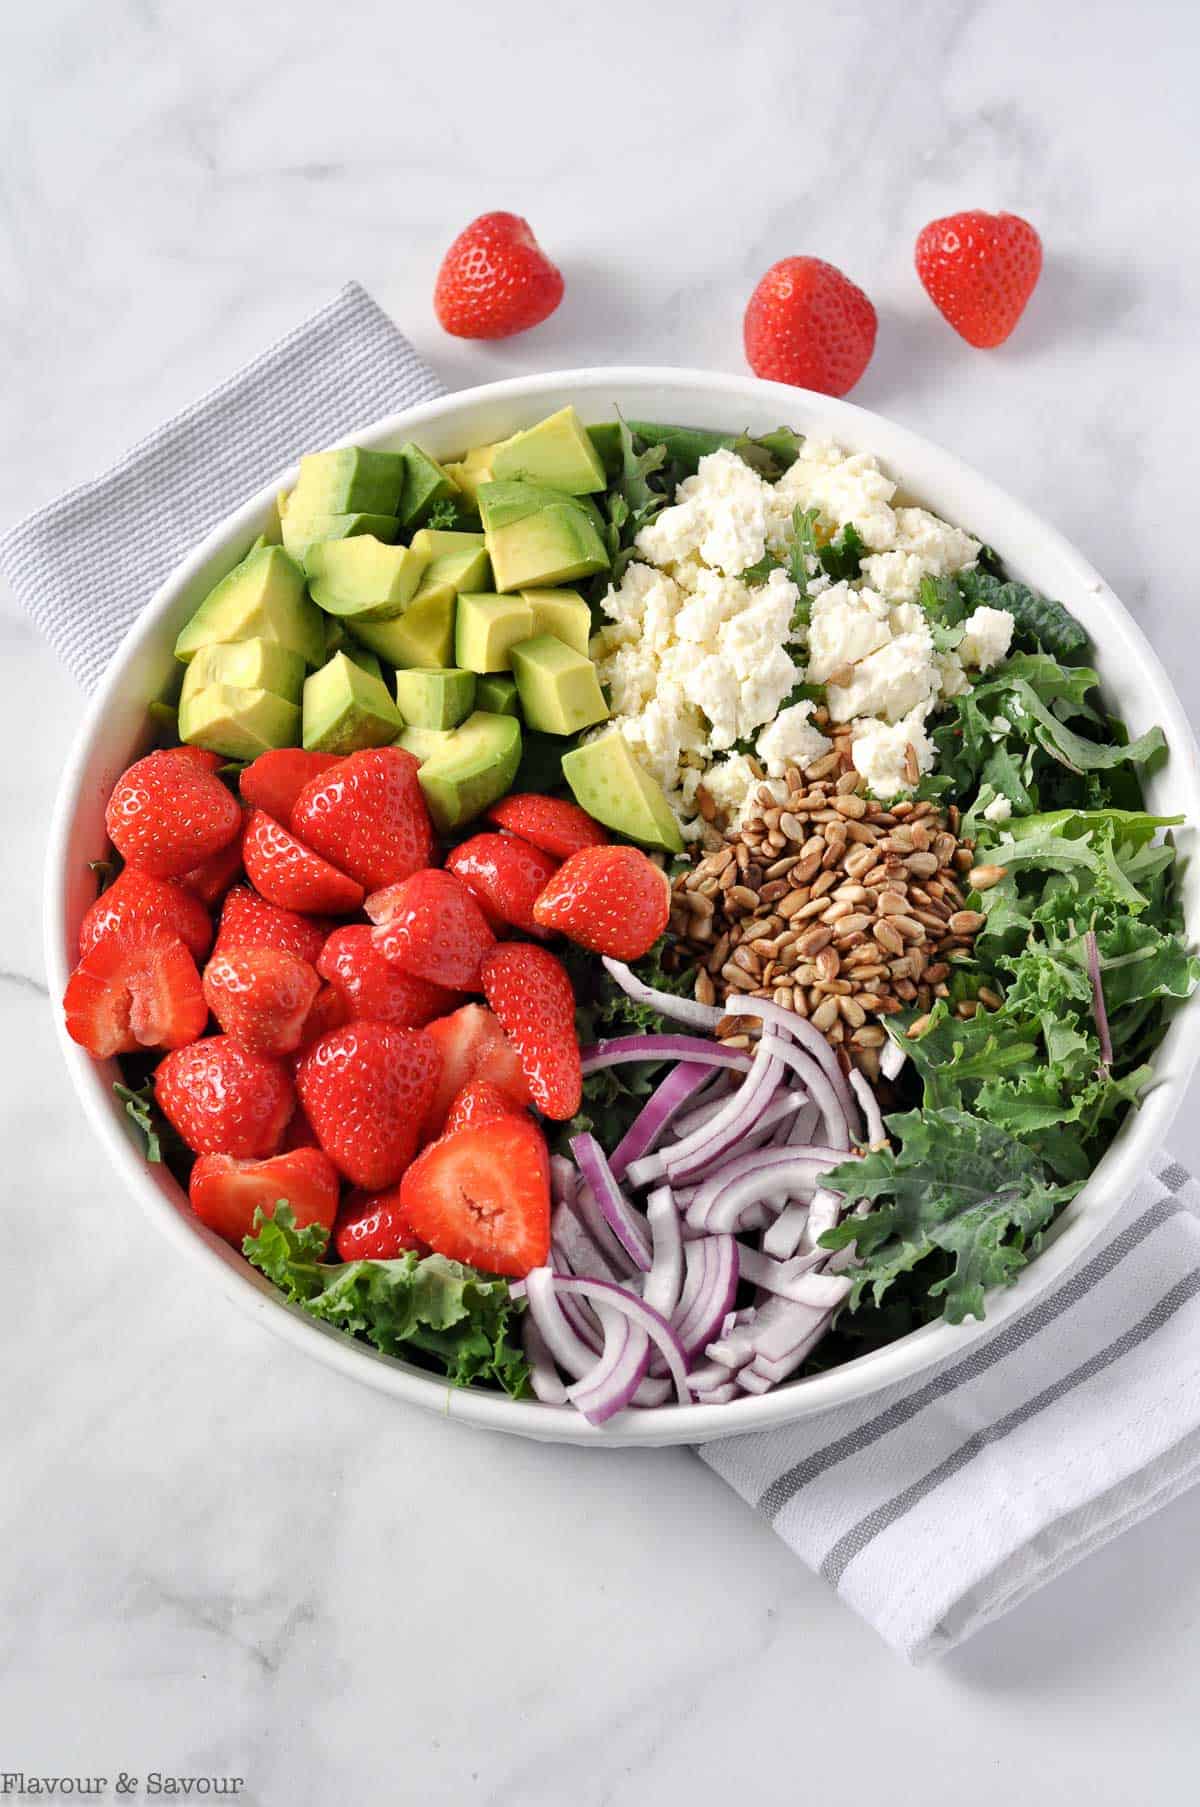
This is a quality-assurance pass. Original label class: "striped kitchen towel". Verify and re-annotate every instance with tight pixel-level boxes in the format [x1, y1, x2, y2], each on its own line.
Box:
[701, 1149, 1200, 1660]
[7, 284, 1200, 1661]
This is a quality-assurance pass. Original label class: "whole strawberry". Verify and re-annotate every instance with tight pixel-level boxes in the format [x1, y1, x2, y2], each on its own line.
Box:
[105, 748, 242, 880]
[434, 211, 564, 340]
[156, 1035, 295, 1157]
[202, 946, 321, 1055]
[368, 869, 495, 991]
[447, 832, 559, 937]
[317, 925, 459, 1029]
[480, 944, 581, 1121]
[915, 210, 1042, 348]
[743, 256, 877, 397]
[297, 1021, 441, 1190]
[532, 844, 670, 960]
[290, 748, 433, 892]
[78, 867, 213, 962]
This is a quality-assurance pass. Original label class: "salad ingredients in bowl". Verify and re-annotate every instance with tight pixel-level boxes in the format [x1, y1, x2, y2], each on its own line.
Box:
[55, 398, 1199, 1430]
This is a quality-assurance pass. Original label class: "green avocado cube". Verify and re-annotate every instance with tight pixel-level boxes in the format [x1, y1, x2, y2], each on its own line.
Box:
[393, 667, 477, 730]
[410, 527, 486, 562]
[174, 545, 325, 669]
[490, 407, 607, 495]
[455, 593, 535, 673]
[475, 673, 520, 717]
[395, 724, 457, 765]
[348, 590, 457, 670]
[302, 651, 403, 754]
[305, 536, 430, 621]
[396, 443, 461, 529]
[562, 730, 683, 853]
[181, 637, 306, 705]
[179, 684, 301, 762]
[411, 546, 493, 612]
[522, 588, 591, 655]
[510, 635, 609, 736]
[443, 443, 500, 508]
[416, 711, 522, 832]
[585, 421, 623, 477]
[289, 447, 406, 518]
[281, 509, 400, 564]
[484, 500, 610, 594]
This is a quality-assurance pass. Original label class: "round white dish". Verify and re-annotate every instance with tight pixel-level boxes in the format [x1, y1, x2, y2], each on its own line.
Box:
[44, 367, 1200, 1446]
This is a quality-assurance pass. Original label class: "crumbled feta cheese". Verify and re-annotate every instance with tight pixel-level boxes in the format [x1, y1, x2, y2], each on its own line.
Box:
[860, 507, 980, 603]
[698, 753, 761, 825]
[850, 709, 936, 800]
[756, 701, 833, 777]
[983, 794, 1013, 823]
[959, 606, 1015, 671]
[635, 448, 772, 576]
[805, 583, 892, 681]
[826, 628, 939, 724]
[769, 440, 898, 552]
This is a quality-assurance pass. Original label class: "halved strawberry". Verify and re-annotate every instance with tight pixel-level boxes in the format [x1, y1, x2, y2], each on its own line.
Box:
[202, 946, 321, 1055]
[291, 747, 433, 892]
[480, 944, 581, 1120]
[486, 793, 609, 859]
[317, 925, 459, 1030]
[64, 928, 208, 1059]
[423, 1004, 532, 1136]
[189, 1146, 341, 1246]
[105, 748, 242, 879]
[367, 869, 494, 990]
[242, 810, 363, 914]
[240, 749, 342, 824]
[443, 1078, 519, 1135]
[78, 868, 212, 962]
[532, 844, 670, 960]
[446, 832, 559, 936]
[334, 1186, 428, 1261]
[156, 1035, 295, 1157]
[178, 811, 247, 905]
[296, 1021, 441, 1190]
[399, 1116, 551, 1277]
[214, 884, 331, 965]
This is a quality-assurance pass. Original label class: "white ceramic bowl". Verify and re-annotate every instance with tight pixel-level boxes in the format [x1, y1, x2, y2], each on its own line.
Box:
[45, 368, 1200, 1446]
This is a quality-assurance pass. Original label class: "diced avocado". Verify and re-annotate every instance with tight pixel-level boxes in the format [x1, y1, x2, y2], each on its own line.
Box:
[396, 443, 460, 529]
[396, 725, 457, 765]
[416, 711, 522, 832]
[412, 545, 493, 611]
[181, 637, 306, 705]
[522, 588, 591, 655]
[179, 685, 301, 762]
[410, 527, 486, 562]
[282, 509, 400, 564]
[305, 536, 430, 621]
[444, 442, 500, 507]
[174, 546, 325, 669]
[475, 673, 520, 716]
[481, 489, 610, 593]
[455, 593, 535, 673]
[478, 480, 603, 534]
[302, 651, 403, 754]
[394, 667, 477, 730]
[562, 730, 684, 853]
[343, 642, 385, 683]
[510, 635, 609, 736]
[490, 406, 607, 495]
[289, 447, 406, 518]
[586, 421, 623, 476]
[348, 590, 456, 669]
[148, 699, 181, 745]
[324, 617, 386, 680]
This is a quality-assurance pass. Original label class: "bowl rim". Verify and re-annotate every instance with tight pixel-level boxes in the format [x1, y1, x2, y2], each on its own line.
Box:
[44, 363, 1200, 1447]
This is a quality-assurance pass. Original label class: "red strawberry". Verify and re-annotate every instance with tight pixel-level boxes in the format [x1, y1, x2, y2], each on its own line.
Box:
[295, 982, 350, 1057]
[915, 210, 1042, 348]
[241, 749, 342, 824]
[367, 869, 494, 990]
[434, 211, 564, 341]
[486, 793, 609, 860]
[243, 810, 363, 914]
[446, 833, 558, 937]
[400, 1116, 551, 1277]
[178, 812, 246, 906]
[423, 1004, 532, 1136]
[189, 1146, 340, 1247]
[105, 748, 242, 880]
[214, 884, 331, 965]
[296, 1022, 441, 1190]
[480, 944, 581, 1121]
[171, 748, 225, 773]
[291, 748, 433, 893]
[282, 1105, 323, 1150]
[156, 1034, 295, 1157]
[443, 1078, 517, 1136]
[334, 1186, 428, 1262]
[78, 868, 212, 962]
[743, 256, 877, 397]
[316, 925, 459, 1029]
[202, 946, 321, 1055]
[533, 844, 670, 960]
[64, 929, 207, 1059]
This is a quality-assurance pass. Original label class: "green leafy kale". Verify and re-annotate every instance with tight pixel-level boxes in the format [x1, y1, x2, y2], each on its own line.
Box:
[816, 521, 866, 582]
[244, 1206, 529, 1396]
[955, 568, 1090, 660]
[557, 937, 695, 1155]
[424, 496, 460, 530]
[114, 1078, 190, 1169]
[623, 421, 801, 483]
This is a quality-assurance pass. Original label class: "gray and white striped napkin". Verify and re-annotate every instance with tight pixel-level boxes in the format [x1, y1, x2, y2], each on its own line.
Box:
[8, 282, 1200, 1661]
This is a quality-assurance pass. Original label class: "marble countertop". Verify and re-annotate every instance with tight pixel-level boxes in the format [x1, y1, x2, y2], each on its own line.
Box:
[4, 0, 1200, 1799]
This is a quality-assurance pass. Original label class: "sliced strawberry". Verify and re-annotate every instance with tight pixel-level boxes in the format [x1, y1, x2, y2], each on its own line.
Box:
[486, 793, 609, 859]
[241, 749, 343, 824]
[399, 1116, 551, 1276]
[446, 833, 559, 937]
[189, 1146, 341, 1246]
[202, 946, 321, 1055]
[291, 748, 433, 892]
[178, 812, 247, 905]
[334, 1186, 429, 1261]
[242, 810, 363, 914]
[423, 1003, 531, 1136]
[78, 868, 212, 962]
[480, 945, 581, 1120]
[294, 982, 350, 1058]
[214, 884, 331, 965]
[532, 844, 670, 960]
[443, 1078, 519, 1136]
[316, 925, 459, 1030]
[156, 1034, 295, 1157]
[367, 869, 494, 990]
[105, 748, 243, 880]
[64, 928, 207, 1059]
[296, 1022, 441, 1190]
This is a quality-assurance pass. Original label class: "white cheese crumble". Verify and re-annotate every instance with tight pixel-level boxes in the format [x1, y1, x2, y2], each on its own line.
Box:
[768, 440, 898, 551]
[959, 605, 1015, 671]
[756, 701, 833, 777]
[983, 794, 1013, 823]
[635, 448, 772, 576]
[850, 710, 937, 799]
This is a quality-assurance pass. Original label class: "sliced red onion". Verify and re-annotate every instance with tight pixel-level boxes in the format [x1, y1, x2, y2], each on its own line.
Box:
[719, 994, 861, 1133]
[567, 1303, 651, 1426]
[880, 1035, 907, 1081]
[643, 1188, 685, 1319]
[672, 1235, 740, 1358]
[609, 1061, 715, 1183]
[764, 1038, 851, 1151]
[522, 1313, 568, 1404]
[685, 1145, 850, 1233]
[762, 1199, 809, 1259]
[799, 1187, 843, 1253]
[522, 1269, 605, 1379]
[542, 1274, 691, 1404]
[1086, 928, 1114, 1071]
[581, 1035, 752, 1075]
[572, 1133, 653, 1271]
[669, 1078, 738, 1141]
[632, 1374, 673, 1407]
[849, 1068, 887, 1147]
[687, 1359, 738, 1394]
[694, 1383, 739, 1404]
[735, 1365, 774, 1394]
[572, 1179, 640, 1279]
[656, 1037, 785, 1184]
[743, 1277, 852, 1384]
[704, 1294, 798, 1369]
[551, 1197, 624, 1283]
[601, 957, 723, 1031]
[739, 1246, 834, 1301]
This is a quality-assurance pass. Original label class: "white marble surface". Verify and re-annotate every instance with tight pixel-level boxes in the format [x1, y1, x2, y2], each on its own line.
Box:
[4, 0, 1200, 1798]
